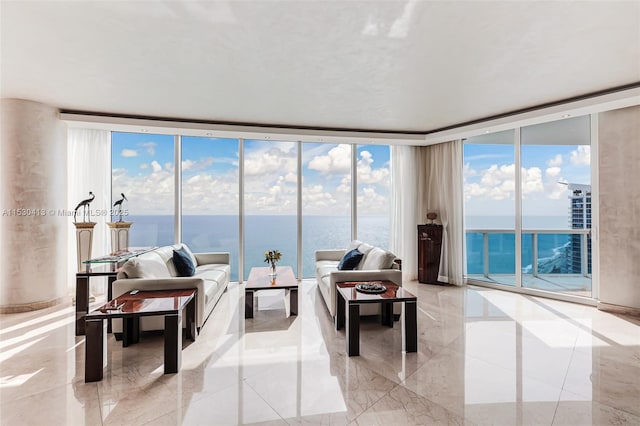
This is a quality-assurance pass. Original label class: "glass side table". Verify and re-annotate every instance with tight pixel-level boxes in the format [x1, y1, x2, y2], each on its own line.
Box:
[75, 247, 156, 336]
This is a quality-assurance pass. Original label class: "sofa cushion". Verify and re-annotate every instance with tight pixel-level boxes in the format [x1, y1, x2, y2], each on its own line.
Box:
[360, 247, 396, 270]
[121, 252, 171, 279]
[338, 248, 364, 270]
[173, 246, 196, 277]
[195, 263, 230, 284]
[316, 261, 339, 279]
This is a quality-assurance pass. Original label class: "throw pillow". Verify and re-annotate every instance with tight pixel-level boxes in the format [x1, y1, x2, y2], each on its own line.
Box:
[360, 247, 396, 270]
[338, 248, 364, 270]
[173, 246, 196, 277]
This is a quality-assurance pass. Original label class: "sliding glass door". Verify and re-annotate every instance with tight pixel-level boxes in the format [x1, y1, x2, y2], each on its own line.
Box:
[520, 116, 592, 297]
[464, 115, 594, 300]
[464, 130, 516, 286]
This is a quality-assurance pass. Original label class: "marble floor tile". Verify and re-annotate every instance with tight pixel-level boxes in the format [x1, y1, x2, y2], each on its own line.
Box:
[1, 281, 639, 425]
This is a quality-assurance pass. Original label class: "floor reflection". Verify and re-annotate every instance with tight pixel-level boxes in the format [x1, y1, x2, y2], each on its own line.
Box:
[0, 280, 638, 425]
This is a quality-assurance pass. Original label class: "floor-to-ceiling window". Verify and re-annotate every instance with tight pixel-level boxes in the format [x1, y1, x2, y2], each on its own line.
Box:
[520, 116, 592, 297]
[243, 140, 298, 278]
[181, 136, 240, 281]
[356, 144, 391, 249]
[464, 130, 516, 286]
[301, 143, 352, 277]
[111, 131, 175, 247]
[464, 115, 594, 300]
[111, 132, 391, 282]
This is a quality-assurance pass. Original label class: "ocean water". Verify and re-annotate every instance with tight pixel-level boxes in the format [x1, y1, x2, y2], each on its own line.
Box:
[465, 215, 586, 275]
[125, 214, 581, 281]
[124, 215, 389, 281]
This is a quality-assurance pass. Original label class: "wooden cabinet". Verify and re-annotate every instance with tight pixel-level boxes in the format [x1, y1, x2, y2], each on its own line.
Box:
[418, 224, 443, 284]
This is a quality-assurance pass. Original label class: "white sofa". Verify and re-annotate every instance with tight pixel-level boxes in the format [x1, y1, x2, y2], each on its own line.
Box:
[112, 244, 230, 334]
[315, 240, 402, 320]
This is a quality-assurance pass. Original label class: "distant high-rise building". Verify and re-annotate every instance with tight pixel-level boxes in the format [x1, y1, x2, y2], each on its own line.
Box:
[566, 183, 591, 274]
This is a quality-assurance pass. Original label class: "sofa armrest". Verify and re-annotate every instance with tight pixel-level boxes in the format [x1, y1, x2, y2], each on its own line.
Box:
[315, 249, 346, 262]
[194, 252, 230, 266]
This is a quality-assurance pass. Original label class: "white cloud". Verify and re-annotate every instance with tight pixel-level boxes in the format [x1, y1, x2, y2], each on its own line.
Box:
[151, 160, 162, 173]
[244, 146, 297, 177]
[357, 150, 390, 185]
[463, 163, 477, 178]
[570, 146, 590, 166]
[284, 172, 297, 183]
[139, 163, 149, 170]
[140, 142, 157, 155]
[121, 149, 138, 158]
[182, 157, 214, 171]
[547, 154, 563, 167]
[521, 167, 544, 196]
[465, 163, 545, 201]
[308, 145, 351, 174]
[357, 186, 389, 214]
[545, 167, 561, 178]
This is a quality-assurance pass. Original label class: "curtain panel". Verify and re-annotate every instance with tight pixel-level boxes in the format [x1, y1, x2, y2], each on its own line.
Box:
[67, 129, 111, 294]
[391, 141, 465, 286]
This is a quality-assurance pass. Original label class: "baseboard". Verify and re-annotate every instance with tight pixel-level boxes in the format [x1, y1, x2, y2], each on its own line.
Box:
[0, 297, 65, 313]
[597, 302, 640, 318]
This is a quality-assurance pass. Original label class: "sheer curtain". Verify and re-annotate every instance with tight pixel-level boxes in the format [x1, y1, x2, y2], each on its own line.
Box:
[67, 129, 111, 295]
[419, 140, 465, 285]
[391, 141, 465, 286]
[391, 145, 420, 280]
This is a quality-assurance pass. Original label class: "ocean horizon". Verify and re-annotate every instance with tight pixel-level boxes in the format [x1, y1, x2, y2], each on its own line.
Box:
[122, 214, 583, 281]
[123, 214, 389, 281]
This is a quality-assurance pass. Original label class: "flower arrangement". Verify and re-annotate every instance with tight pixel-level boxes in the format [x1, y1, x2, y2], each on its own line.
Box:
[264, 249, 282, 273]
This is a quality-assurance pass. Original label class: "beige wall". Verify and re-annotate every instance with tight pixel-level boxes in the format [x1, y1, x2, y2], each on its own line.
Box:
[0, 99, 68, 312]
[598, 105, 640, 312]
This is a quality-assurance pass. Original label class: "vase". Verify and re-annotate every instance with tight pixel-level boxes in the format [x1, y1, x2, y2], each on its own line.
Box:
[269, 264, 277, 279]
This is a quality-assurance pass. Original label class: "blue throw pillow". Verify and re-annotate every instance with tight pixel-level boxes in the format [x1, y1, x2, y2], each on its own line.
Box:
[173, 246, 196, 277]
[338, 248, 363, 270]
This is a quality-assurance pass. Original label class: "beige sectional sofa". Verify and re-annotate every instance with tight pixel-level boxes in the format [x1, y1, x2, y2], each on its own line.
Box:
[315, 240, 402, 320]
[112, 244, 230, 334]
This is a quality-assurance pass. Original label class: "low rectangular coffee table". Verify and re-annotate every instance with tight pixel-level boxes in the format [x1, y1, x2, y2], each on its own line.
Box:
[245, 266, 298, 318]
[84, 289, 197, 382]
[336, 281, 417, 356]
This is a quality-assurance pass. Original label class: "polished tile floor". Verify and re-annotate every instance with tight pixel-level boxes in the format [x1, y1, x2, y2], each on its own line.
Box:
[1, 280, 639, 425]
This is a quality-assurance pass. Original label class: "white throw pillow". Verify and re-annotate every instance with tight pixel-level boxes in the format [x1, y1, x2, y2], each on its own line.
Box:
[360, 247, 396, 270]
[348, 240, 363, 251]
[121, 254, 172, 278]
[357, 242, 374, 254]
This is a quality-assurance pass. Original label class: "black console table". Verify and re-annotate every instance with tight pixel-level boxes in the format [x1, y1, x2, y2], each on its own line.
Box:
[418, 224, 443, 284]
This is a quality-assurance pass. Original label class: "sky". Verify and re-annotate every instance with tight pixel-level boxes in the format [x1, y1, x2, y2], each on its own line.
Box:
[464, 139, 591, 228]
[111, 132, 390, 216]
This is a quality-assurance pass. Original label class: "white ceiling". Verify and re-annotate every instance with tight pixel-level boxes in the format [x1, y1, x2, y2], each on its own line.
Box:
[1, 1, 639, 133]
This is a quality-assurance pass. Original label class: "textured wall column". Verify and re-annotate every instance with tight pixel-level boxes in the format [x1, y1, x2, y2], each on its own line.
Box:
[598, 105, 640, 314]
[0, 99, 67, 312]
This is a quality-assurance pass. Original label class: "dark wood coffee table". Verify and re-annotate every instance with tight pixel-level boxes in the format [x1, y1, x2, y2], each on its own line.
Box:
[84, 289, 197, 382]
[245, 266, 298, 318]
[336, 281, 417, 356]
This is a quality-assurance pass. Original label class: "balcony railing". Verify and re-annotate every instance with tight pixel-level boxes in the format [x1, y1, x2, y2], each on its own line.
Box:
[465, 228, 591, 279]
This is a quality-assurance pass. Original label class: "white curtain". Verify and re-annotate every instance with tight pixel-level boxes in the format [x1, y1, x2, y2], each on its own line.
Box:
[391, 141, 466, 286]
[390, 145, 420, 280]
[67, 129, 111, 295]
[419, 140, 465, 286]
